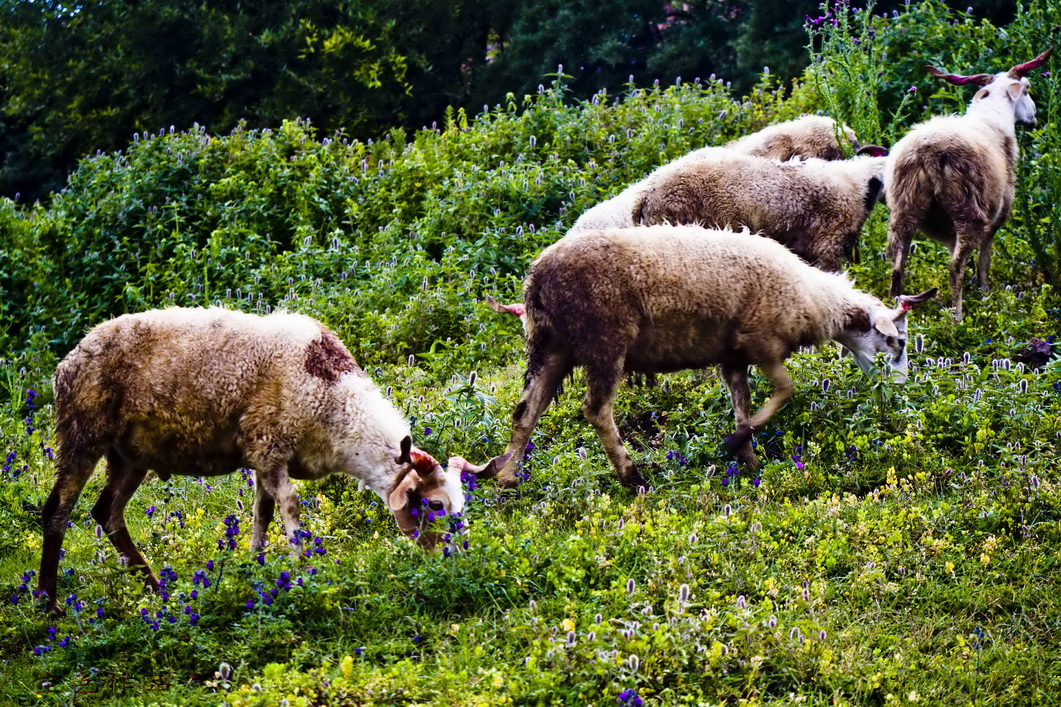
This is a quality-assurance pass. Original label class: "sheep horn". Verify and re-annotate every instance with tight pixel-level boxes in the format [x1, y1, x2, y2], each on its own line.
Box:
[485, 295, 525, 318]
[924, 65, 994, 86]
[451, 451, 514, 478]
[855, 145, 889, 158]
[897, 287, 939, 311]
[1009, 47, 1053, 78]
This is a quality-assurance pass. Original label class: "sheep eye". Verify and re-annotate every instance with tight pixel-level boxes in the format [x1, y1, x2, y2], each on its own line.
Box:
[428, 500, 444, 511]
[898, 338, 907, 350]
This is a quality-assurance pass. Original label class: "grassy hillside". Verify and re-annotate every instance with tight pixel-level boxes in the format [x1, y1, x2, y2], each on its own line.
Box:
[1, 1, 1060, 704]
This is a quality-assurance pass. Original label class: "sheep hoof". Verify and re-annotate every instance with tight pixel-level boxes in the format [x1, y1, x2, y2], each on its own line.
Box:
[619, 468, 647, 492]
[722, 427, 753, 458]
[497, 474, 521, 490]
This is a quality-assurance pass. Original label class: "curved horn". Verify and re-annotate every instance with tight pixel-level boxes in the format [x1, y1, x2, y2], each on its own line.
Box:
[450, 452, 514, 479]
[485, 295, 525, 318]
[924, 65, 994, 86]
[1009, 47, 1053, 78]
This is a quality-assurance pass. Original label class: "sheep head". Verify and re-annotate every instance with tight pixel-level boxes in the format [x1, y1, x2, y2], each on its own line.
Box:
[835, 288, 937, 384]
[926, 48, 1052, 128]
[388, 440, 464, 549]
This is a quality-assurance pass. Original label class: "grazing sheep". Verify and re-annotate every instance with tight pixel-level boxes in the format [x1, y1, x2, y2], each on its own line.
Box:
[478, 226, 935, 490]
[37, 307, 509, 614]
[724, 115, 859, 161]
[632, 146, 889, 271]
[885, 48, 1052, 320]
[569, 116, 860, 234]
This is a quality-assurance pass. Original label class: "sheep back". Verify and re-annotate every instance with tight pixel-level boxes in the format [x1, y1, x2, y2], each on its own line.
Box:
[632, 155, 882, 269]
[725, 116, 858, 161]
[524, 226, 863, 373]
[885, 115, 1016, 244]
[54, 307, 375, 478]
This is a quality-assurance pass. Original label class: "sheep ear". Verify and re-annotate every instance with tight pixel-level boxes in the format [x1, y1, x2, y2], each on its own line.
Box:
[409, 448, 441, 476]
[874, 316, 900, 338]
[388, 471, 422, 511]
[394, 436, 412, 466]
[1007, 82, 1024, 101]
[856, 145, 889, 158]
[975, 88, 989, 100]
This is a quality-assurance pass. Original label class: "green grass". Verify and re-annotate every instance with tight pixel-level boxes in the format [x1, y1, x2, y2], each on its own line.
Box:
[2, 1, 1061, 703]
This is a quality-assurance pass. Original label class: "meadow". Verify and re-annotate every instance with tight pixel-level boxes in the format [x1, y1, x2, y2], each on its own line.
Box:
[1, 2, 1060, 704]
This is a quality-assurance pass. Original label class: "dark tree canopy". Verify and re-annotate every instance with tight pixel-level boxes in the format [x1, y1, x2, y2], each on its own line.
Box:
[0, 0, 1016, 202]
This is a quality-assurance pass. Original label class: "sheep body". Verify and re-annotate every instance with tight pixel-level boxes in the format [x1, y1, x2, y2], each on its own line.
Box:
[632, 151, 887, 270]
[885, 50, 1050, 319]
[38, 307, 503, 614]
[724, 115, 858, 161]
[483, 226, 933, 489]
[569, 116, 858, 234]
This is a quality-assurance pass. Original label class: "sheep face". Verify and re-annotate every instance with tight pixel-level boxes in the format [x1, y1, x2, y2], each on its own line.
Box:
[837, 307, 911, 383]
[835, 289, 937, 384]
[970, 74, 1037, 127]
[387, 447, 465, 549]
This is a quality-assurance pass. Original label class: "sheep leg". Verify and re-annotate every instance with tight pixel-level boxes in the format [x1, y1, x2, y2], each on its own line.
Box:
[250, 478, 276, 551]
[723, 360, 793, 458]
[948, 237, 978, 321]
[38, 452, 99, 614]
[496, 351, 571, 488]
[886, 221, 916, 298]
[90, 453, 158, 591]
[720, 364, 759, 469]
[582, 363, 646, 491]
[977, 234, 994, 292]
[253, 466, 302, 558]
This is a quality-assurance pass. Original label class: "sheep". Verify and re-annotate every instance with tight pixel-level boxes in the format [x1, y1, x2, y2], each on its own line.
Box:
[885, 48, 1052, 320]
[37, 307, 509, 614]
[569, 116, 860, 234]
[632, 146, 889, 271]
[476, 226, 935, 490]
[724, 115, 860, 161]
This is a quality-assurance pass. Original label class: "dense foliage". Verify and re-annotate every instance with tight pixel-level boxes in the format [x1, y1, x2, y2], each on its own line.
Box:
[1, 1, 1060, 704]
[0, 0, 1018, 202]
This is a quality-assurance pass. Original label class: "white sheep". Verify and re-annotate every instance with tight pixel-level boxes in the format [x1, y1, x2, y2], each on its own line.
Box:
[632, 146, 889, 271]
[477, 226, 935, 489]
[569, 116, 860, 234]
[885, 48, 1052, 320]
[37, 307, 509, 614]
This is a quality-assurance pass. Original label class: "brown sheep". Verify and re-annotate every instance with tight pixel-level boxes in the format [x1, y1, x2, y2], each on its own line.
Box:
[569, 116, 861, 234]
[632, 147, 889, 271]
[37, 307, 508, 614]
[724, 115, 859, 161]
[885, 48, 1052, 320]
[478, 226, 935, 490]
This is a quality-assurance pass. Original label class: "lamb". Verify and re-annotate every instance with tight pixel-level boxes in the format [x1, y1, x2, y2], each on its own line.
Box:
[37, 307, 509, 614]
[885, 48, 1052, 320]
[477, 226, 935, 490]
[569, 116, 860, 234]
[632, 146, 889, 271]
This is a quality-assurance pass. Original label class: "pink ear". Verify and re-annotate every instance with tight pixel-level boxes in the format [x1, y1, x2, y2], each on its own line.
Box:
[409, 448, 440, 475]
